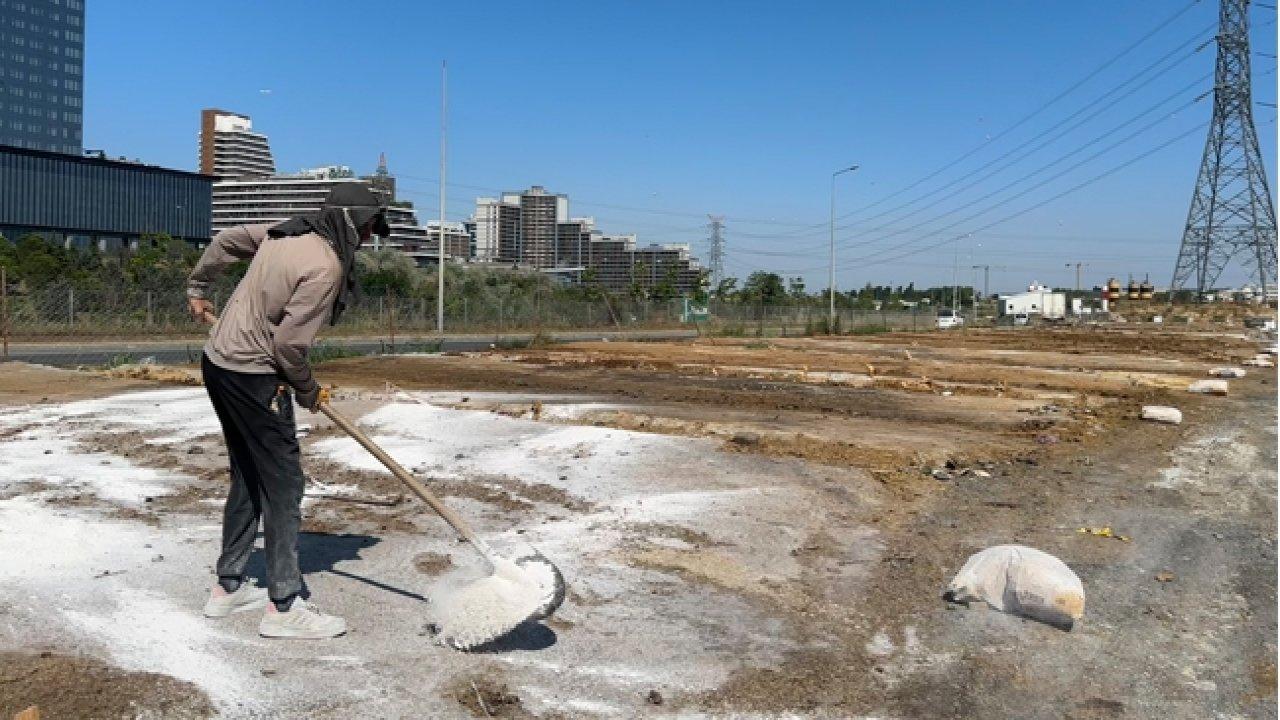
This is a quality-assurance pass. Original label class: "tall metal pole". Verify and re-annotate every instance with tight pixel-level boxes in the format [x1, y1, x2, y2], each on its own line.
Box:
[951, 236, 959, 317]
[972, 264, 990, 299]
[437, 60, 447, 335]
[829, 164, 858, 329]
[1065, 262, 1084, 291]
[1, 265, 7, 360]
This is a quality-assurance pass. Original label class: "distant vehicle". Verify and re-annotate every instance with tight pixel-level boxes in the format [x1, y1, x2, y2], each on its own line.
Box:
[1013, 312, 1030, 326]
[936, 309, 965, 329]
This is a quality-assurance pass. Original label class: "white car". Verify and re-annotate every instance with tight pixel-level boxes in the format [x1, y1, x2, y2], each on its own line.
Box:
[1013, 312, 1029, 326]
[936, 310, 965, 329]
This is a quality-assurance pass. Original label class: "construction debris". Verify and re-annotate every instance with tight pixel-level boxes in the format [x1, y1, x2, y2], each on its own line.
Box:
[1187, 379, 1229, 395]
[943, 545, 1086, 630]
[1140, 406, 1183, 425]
[1078, 526, 1131, 542]
[1208, 367, 1247, 378]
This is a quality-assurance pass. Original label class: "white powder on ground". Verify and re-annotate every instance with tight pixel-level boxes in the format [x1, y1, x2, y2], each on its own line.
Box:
[2, 425, 176, 505]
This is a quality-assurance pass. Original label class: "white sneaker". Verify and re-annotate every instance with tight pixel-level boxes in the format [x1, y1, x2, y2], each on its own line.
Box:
[258, 598, 347, 639]
[203, 582, 269, 618]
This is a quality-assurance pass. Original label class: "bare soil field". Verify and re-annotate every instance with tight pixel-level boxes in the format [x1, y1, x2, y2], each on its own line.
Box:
[0, 325, 1274, 718]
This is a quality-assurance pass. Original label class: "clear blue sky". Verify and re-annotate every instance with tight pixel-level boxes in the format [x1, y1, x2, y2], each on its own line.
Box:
[86, 1, 1277, 293]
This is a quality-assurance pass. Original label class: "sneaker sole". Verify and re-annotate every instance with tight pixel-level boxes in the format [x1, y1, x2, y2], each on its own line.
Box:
[257, 624, 348, 640]
[203, 594, 269, 619]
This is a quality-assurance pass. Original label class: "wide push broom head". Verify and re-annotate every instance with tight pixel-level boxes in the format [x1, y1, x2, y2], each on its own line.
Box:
[430, 550, 566, 650]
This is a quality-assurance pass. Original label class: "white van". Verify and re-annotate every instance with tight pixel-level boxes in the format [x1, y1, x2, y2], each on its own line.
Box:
[937, 309, 965, 329]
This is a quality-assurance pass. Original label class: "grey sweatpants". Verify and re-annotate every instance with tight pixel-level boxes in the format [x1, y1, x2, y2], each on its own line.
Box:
[202, 354, 306, 602]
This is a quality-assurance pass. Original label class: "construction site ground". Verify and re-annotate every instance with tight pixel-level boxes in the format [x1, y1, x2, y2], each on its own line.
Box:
[0, 325, 1275, 719]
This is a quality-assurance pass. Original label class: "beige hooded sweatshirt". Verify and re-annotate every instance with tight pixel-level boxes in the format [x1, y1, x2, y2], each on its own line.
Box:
[186, 223, 342, 396]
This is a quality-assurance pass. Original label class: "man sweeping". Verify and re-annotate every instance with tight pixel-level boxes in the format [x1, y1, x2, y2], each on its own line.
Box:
[186, 184, 389, 639]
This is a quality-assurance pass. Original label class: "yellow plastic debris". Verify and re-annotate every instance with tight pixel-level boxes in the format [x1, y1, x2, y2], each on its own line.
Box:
[1077, 526, 1131, 542]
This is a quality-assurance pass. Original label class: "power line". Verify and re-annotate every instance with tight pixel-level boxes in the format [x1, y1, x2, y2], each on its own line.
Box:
[847, 89, 1209, 260]
[769, 0, 1207, 240]
[735, 25, 1217, 249]
[848, 29, 1215, 230]
[734, 75, 1211, 259]
[755, 121, 1208, 276]
[843, 122, 1209, 271]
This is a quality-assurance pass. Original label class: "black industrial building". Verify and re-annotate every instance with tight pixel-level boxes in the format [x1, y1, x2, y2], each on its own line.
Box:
[0, 143, 212, 250]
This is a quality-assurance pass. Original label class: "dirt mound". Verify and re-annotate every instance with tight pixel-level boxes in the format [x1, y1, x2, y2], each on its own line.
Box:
[0, 362, 154, 403]
[98, 363, 202, 386]
[0, 651, 213, 719]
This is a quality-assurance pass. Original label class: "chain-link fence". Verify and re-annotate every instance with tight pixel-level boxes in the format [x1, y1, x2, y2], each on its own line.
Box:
[0, 278, 940, 366]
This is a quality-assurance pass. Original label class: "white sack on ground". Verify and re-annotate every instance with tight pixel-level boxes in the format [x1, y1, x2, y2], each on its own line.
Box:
[1187, 379, 1229, 395]
[1208, 367, 1246, 378]
[1243, 356, 1274, 367]
[1141, 406, 1183, 424]
[943, 545, 1085, 631]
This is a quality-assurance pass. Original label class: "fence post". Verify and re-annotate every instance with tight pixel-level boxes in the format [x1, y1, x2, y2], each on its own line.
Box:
[145, 291, 153, 328]
[463, 297, 468, 329]
[388, 289, 396, 353]
[1, 265, 7, 360]
[69, 287, 75, 326]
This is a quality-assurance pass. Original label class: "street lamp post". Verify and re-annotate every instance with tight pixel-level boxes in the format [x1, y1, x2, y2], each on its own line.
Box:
[829, 164, 859, 330]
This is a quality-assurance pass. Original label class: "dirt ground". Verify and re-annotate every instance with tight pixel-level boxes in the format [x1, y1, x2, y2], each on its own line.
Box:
[0, 651, 212, 720]
[0, 324, 1274, 718]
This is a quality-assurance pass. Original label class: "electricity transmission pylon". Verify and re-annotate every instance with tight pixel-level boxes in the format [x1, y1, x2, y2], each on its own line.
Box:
[707, 215, 726, 287]
[1172, 0, 1278, 297]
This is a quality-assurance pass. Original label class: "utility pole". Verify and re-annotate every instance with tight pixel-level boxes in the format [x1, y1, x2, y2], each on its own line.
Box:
[1172, 0, 1277, 297]
[437, 60, 447, 335]
[1, 265, 7, 361]
[1065, 262, 1086, 291]
[707, 215, 725, 289]
[972, 264, 991, 300]
[951, 235, 960, 317]
[829, 164, 859, 329]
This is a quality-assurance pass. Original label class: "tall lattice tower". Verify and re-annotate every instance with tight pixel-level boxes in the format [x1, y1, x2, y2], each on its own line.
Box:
[707, 215, 726, 286]
[1172, 0, 1277, 296]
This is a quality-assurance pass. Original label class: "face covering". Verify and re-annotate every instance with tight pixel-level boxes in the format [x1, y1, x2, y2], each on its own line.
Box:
[268, 186, 388, 325]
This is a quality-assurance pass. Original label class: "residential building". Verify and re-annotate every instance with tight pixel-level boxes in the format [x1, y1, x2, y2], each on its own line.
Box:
[473, 197, 520, 262]
[556, 218, 593, 268]
[211, 165, 442, 259]
[583, 233, 704, 295]
[198, 109, 275, 178]
[0, 143, 212, 249]
[0, 0, 85, 154]
[469, 185, 705, 294]
[516, 185, 568, 268]
[419, 221, 471, 264]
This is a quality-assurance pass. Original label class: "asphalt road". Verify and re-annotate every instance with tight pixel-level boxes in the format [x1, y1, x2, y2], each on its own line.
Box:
[0, 328, 698, 367]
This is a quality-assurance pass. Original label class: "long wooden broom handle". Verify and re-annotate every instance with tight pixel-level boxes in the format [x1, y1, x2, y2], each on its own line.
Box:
[318, 402, 486, 550]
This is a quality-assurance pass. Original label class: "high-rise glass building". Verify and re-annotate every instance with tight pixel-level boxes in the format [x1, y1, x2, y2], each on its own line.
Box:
[0, 0, 85, 154]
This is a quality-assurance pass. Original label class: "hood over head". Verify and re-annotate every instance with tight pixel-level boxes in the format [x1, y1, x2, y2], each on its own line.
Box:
[269, 183, 391, 325]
